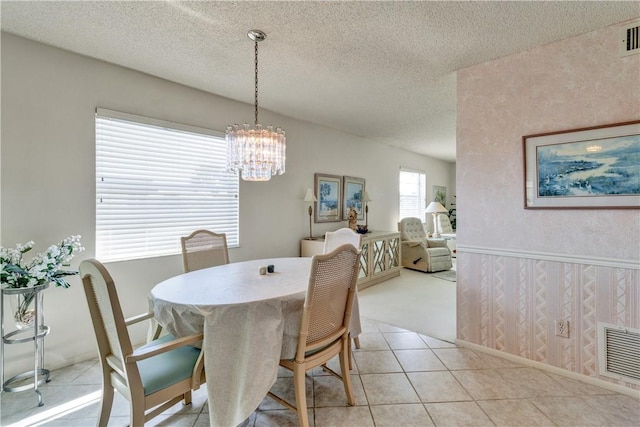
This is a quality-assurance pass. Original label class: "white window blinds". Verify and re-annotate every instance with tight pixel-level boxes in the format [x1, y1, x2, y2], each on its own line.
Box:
[399, 168, 426, 222]
[95, 108, 239, 262]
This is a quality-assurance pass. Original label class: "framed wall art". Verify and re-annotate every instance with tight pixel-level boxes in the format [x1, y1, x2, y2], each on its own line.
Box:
[342, 176, 365, 220]
[314, 173, 342, 222]
[523, 120, 640, 209]
[433, 185, 446, 206]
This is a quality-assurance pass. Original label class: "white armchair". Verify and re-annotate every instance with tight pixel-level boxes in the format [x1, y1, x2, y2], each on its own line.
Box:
[437, 214, 456, 256]
[437, 214, 455, 236]
[398, 217, 452, 273]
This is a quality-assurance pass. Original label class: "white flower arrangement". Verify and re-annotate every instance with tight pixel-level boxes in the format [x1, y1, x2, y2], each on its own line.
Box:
[1, 235, 84, 289]
[1, 235, 84, 328]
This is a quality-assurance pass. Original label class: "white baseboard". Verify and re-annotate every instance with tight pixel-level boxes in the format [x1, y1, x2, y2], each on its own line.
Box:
[456, 339, 640, 400]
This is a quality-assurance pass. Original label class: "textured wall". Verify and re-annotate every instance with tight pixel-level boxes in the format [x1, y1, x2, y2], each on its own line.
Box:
[458, 251, 639, 390]
[456, 20, 640, 391]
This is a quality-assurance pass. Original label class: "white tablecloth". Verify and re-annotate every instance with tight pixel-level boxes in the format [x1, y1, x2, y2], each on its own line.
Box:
[150, 257, 361, 427]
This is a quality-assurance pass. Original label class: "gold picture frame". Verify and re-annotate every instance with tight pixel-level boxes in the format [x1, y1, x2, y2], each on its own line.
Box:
[314, 173, 342, 222]
[523, 120, 640, 209]
[342, 176, 366, 220]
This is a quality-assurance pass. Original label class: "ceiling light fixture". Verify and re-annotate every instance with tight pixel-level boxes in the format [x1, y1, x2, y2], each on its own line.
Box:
[226, 30, 286, 181]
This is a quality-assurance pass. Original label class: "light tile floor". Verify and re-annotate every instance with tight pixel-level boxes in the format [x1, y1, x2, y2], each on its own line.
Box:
[1, 317, 638, 427]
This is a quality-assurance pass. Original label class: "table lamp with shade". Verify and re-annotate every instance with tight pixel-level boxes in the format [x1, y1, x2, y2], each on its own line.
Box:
[425, 201, 448, 238]
[303, 189, 317, 240]
[362, 191, 372, 229]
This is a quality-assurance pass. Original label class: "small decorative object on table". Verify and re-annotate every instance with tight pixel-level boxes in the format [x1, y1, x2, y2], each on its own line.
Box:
[356, 225, 368, 234]
[347, 207, 358, 230]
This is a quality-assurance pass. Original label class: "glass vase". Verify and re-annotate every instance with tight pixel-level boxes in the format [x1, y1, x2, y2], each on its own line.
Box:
[6, 285, 47, 330]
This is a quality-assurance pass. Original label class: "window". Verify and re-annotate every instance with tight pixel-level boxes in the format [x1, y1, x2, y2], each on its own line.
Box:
[95, 108, 239, 262]
[399, 168, 426, 221]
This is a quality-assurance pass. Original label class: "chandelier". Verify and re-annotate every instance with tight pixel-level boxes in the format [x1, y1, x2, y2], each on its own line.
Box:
[226, 30, 286, 181]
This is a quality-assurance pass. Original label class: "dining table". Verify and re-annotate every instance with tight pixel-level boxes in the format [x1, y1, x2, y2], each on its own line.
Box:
[149, 257, 362, 427]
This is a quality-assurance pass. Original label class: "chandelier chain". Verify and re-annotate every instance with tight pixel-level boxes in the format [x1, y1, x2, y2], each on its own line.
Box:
[254, 39, 259, 126]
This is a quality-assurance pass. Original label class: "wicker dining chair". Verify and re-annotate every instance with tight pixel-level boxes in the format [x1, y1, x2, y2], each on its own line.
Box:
[323, 227, 363, 354]
[180, 229, 229, 273]
[323, 227, 362, 254]
[80, 259, 205, 427]
[268, 244, 360, 427]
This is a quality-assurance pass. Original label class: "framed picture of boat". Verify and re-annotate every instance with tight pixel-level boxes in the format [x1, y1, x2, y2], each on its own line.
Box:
[523, 120, 640, 209]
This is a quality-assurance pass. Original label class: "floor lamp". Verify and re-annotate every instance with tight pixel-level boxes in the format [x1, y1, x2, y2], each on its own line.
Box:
[425, 201, 447, 238]
[304, 189, 317, 240]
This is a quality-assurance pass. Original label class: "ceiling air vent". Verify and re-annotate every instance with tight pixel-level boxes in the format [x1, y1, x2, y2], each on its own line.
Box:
[597, 322, 640, 384]
[620, 20, 640, 57]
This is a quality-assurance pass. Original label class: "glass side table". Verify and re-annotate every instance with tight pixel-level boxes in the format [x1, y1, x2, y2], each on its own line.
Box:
[1, 284, 51, 406]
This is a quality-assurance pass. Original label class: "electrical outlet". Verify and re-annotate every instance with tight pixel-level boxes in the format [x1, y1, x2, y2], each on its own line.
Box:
[556, 320, 570, 338]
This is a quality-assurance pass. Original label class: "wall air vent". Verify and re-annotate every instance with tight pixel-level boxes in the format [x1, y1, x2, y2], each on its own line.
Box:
[597, 322, 640, 385]
[620, 20, 640, 57]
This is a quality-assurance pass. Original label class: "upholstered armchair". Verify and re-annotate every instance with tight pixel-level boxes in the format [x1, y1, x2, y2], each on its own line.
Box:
[398, 217, 452, 273]
[437, 213, 456, 256]
[437, 213, 455, 236]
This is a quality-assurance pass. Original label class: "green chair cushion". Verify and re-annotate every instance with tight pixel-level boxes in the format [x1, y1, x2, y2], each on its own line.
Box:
[136, 334, 201, 396]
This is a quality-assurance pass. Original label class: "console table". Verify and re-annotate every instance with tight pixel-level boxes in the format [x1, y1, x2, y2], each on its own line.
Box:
[300, 230, 401, 289]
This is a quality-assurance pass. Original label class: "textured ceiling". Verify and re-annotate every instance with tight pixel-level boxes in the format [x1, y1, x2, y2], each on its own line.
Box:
[2, 1, 639, 162]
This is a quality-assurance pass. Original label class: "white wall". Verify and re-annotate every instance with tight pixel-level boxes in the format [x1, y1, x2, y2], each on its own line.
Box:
[0, 33, 453, 375]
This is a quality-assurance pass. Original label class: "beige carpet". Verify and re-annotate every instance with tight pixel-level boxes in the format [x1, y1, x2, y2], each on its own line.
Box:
[358, 267, 456, 342]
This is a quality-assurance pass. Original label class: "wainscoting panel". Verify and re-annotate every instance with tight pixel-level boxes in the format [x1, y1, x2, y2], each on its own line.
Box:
[457, 247, 640, 391]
